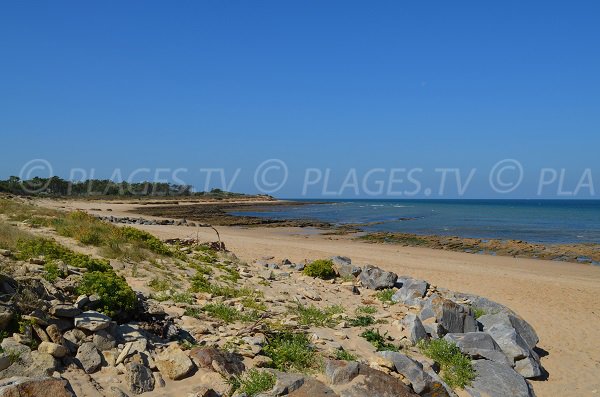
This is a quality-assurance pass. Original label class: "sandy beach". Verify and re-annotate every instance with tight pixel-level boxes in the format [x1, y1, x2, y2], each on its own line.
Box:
[39, 198, 600, 397]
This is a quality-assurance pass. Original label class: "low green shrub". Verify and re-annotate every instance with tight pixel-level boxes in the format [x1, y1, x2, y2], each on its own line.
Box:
[16, 238, 111, 271]
[375, 288, 396, 304]
[418, 338, 475, 389]
[303, 259, 336, 279]
[78, 271, 136, 317]
[360, 328, 398, 351]
[334, 349, 357, 361]
[263, 331, 316, 373]
[230, 369, 276, 397]
[202, 303, 259, 323]
[289, 303, 344, 327]
[348, 315, 375, 327]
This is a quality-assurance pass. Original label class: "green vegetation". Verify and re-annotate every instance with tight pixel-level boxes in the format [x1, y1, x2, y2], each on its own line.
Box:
[375, 288, 396, 304]
[42, 262, 66, 282]
[289, 303, 344, 328]
[230, 369, 276, 397]
[148, 277, 172, 292]
[78, 271, 136, 317]
[302, 259, 336, 279]
[360, 328, 398, 352]
[190, 273, 258, 300]
[418, 339, 475, 389]
[356, 305, 377, 315]
[348, 315, 375, 327]
[263, 331, 316, 373]
[472, 307, 486, 319]
[201, 303, 258, 323]
[334, 349, 358, 361]
[15, 238, 112, 272]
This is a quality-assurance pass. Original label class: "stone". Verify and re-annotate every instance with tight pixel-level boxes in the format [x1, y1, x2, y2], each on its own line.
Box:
[189, 347, 245, 376]
[0, 376, 74, 397]
[324, 359, 360, 385]
[478, 312, 539, 350]
[515, 356, 542, 379]
[75, 342, 102, 373]
[485, 323, 530, 362]
[37, 341, 68, 358]
[0, 249, 11, 257]
[401, 313, 428, 344]
[93, 330, 117, 351]
[0, 306, 14, 330]
[392, 278, 428, 305]
[155, 345, 195, 380]
[265, 369, 305, 395]
[153, 371, 166, 388]
[331, 256, 362, 278]
[465, 360, 534, 397]
[444, 332, 511, 366]
[116, 342, 134, 365]
[358, 265, 398, 290]
[338, 364, 420, 397]
[378, 352, 449, 396]
[63, 329, 87, 354]
[50, 304, 81, 318]
[75, 295, 90, 309]
[45, 324, 64, 344]
[420, 295, 477, 334]
[0, 355, 10, 372]
[74, 311, 111, 331]
[126, 363, 155, 394]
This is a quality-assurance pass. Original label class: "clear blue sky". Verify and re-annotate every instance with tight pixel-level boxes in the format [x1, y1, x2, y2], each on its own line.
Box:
[1, 1, 598, 198]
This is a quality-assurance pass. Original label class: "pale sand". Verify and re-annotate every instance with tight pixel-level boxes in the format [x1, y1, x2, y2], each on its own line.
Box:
[43, 199, 600, 396]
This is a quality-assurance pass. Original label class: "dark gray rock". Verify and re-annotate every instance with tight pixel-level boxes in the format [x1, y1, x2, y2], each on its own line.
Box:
[392, 278, 428, 305]
[359, 265, 398, 290]
[515, 356, 542, 379]
[93, 329, 117, 351]
[465, 360, 535, 397]
[401, 313, 429, 344]
[443, 332, 511, 366]
[331, 256, 362, 278]
[50, 304, 81, 318]
[324, 359, 360, 385]
[378, 351, 449, 396]
[75, 342, 102, 373]
[480, 320, 531, 363]
[420, 295, 477, 334]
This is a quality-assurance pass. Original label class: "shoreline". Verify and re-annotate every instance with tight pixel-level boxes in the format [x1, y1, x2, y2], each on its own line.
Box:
[125, 199, 600, 265]
[34, 197, 600, 396]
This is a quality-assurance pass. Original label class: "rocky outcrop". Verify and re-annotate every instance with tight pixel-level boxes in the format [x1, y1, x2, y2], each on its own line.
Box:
[0, 376, 74, 397]
[465, 360, 535, 397]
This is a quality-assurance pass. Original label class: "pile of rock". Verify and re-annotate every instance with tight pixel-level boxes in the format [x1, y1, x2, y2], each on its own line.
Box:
[329, 257, 541, 397]
[95, 215, 200, 227]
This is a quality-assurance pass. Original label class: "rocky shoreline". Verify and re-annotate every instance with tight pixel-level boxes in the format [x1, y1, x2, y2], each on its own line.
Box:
[0, 199, 544, 397]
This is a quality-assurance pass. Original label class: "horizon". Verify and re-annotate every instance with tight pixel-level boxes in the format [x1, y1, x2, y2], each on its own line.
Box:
[1, 1, 599, 199]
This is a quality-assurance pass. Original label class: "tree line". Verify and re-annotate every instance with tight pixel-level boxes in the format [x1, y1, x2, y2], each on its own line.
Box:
[0, 176, 245, 197]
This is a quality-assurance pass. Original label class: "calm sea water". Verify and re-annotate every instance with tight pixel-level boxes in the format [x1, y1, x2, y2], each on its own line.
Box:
[231, 200, 600, 244]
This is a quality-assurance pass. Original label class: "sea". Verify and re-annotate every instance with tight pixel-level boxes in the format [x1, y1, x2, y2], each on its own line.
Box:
[231, 199, 600, 244]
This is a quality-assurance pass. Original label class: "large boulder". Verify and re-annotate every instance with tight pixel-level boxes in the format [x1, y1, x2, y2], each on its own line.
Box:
[378, 351, 449, 396]
[392, 278, 428, 305]
[189, 347, 245, 376]
[483, 323, 530, 363]
[420, 295, 477, 334]
[37, 341, 68, 359]
[465, 360, 535, 397]
[359, 266, 397, 290]
[478, 312, 538, 350]
[401, 313, 429, 345]
[0, 376, 74, 397]
[443, 333, 510, 366]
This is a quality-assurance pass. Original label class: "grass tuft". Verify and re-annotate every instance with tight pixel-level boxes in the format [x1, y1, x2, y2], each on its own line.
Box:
[263, 331, 316, 373]
[418, 338, 475, 389]
[302, 259, 336, 279]
[360, 328, 398, 351]
[289, 303, 344, 328]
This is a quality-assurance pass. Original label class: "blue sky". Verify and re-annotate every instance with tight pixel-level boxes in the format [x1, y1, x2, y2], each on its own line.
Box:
[1, 1, 598, 198]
